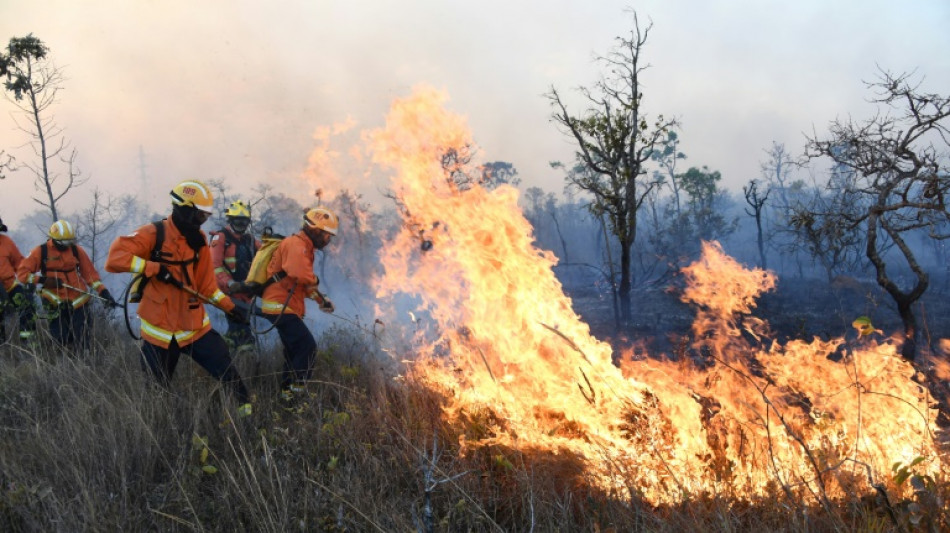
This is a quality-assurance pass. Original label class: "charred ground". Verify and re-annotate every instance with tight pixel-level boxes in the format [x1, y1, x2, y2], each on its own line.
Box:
[568, 274, 950, 356]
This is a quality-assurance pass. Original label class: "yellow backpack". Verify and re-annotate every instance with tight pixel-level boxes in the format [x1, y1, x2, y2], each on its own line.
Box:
[243, 228, 285, 295]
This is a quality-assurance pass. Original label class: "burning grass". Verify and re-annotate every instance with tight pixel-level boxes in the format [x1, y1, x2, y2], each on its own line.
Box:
[0, 320, 947, 531]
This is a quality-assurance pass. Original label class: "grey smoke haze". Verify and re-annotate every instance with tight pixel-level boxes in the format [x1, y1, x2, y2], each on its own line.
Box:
[1, 0, 948, 225]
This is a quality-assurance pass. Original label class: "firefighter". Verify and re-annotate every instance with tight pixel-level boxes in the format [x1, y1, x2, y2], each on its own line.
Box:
[17, 219, 118, 349]
[0, 217, 36, 341]
[209, 200, 260, 350]
[260, 207, 337, 403]
[106, 179, 251, 406]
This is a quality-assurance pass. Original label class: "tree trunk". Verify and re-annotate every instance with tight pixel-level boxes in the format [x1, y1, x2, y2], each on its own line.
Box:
[28, 82, 57, 220]
[866, 208, 927, 361]
[895, 297, 918, 361]
[599, 215, 621, 331]
[550, 211, 569, 264]
[755, 212, 767, 269]
[619, 238, 632, 325]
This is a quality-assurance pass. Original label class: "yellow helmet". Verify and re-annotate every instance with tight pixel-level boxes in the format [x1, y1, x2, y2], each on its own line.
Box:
[170, 180, 214, 213]
[303, 207, 339, 236]
[225, 200, 251, 218]
[49, 219, 76, 244]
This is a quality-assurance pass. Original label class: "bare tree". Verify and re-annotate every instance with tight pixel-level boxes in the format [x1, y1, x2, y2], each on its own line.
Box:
[329, 189, 377, 284]
[204, 178, 235, 230]
[522, 186, 545, 230]
[543, 193, 570, 265]
[760, 142, 798, 213]
[743, 179, 771, 269]
[75, 187, 124, 266]
[0, 149, 13, 179]
[249, 183, 305, 236]
[760, 142, 808, 276]
[805, 69, 950, 360]
[787, 184, 864, 283]
[1, 34, 86, 221]
[547, 11, 678, 325]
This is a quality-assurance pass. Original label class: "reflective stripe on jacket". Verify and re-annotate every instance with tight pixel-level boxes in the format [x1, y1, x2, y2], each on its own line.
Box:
[209, 227, 260, 298]
[106, 219, 234, 348]
[17, 240, 106, 309]
[0, 234, 24, 292]
[261, 231, 316, 318]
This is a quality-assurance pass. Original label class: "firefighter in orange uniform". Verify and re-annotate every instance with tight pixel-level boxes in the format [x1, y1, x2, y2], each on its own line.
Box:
[260, 207, 337, 401]
[17, 219, 117, 349]
[106, 180, 250, 405]
[0, 216, 35, 340]
[209, 200, 260, 350]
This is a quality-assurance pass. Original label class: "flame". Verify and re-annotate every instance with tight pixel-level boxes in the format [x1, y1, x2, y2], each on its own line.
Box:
[371, 86, 946, 503]
[300, 116, 358, 202]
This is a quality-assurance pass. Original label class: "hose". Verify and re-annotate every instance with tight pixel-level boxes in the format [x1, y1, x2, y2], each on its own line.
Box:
[122, 275, 142, 341]
[248, 285, 295, 335]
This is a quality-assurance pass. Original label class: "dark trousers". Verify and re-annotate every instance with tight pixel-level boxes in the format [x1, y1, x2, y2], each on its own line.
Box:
[262, 313, 316, 389]
[225, 316, 254, 345]
[48, 303, 92, 349]
[140, 329, 249, 403]
[1, 285, 37, 337]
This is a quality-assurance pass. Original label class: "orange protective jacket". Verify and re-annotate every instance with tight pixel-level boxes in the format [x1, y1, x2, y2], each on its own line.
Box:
[208, 226, 260, 302]
[18, 240, 108, 309]
[261, 231, 317, 318]
[106, 219, 234, 348]
[0, 234, 25, 292]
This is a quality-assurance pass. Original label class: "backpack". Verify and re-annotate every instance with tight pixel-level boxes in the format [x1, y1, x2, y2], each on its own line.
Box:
[128, 220, 200, 303]
[242, 227, 286, 296]
[209, 228, 256, 281]
[40, 242, 80, 278]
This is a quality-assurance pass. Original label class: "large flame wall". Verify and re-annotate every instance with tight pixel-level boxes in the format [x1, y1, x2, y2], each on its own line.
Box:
[370, 86, 944, 503]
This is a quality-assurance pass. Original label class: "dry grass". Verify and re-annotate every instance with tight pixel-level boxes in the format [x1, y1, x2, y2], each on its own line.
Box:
[0, 313, 947, 532]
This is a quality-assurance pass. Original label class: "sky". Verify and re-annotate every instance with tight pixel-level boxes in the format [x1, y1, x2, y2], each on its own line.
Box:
[1, 0, 949, 228]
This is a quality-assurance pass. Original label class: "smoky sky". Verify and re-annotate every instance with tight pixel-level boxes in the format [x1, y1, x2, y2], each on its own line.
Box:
[1, 0, 948, 226]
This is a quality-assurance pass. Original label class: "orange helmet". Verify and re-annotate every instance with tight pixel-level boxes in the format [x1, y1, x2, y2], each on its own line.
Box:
[303, 207, 339, 236]
[170, 180, 214, 213]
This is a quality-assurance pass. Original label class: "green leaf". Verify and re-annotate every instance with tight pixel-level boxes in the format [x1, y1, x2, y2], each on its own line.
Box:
[894, 469, 909, 486]
[493, 454, 514, 471]
[201, 465, 218, 475]
[851, 316, 875, 337]
[192, 434, 208, 450]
